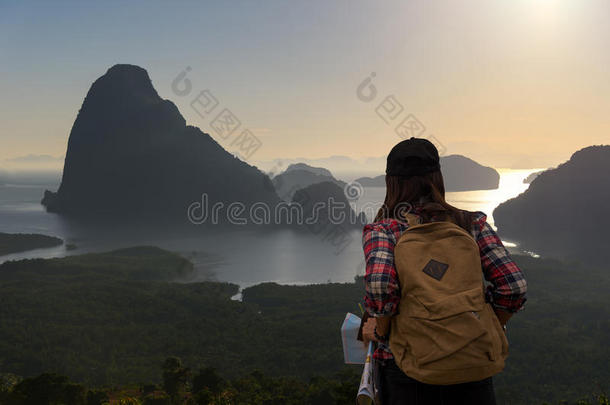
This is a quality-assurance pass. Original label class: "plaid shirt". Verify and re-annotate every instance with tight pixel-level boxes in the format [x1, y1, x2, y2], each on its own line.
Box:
[362, 207, 528, 362]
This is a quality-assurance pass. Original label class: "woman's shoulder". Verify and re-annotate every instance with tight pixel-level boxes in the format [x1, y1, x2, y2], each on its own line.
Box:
[363, 218, 409, 238]
[465, 210, 489, 237]
[469, 210, 488, 224]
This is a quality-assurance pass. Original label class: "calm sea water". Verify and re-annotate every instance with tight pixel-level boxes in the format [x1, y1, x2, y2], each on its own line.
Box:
[0, 168, 542, 287]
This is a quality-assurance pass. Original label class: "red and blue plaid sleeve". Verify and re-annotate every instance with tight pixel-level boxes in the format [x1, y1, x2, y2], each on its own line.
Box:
[472, 211, 528, 313]
[362, 220, 406, 317]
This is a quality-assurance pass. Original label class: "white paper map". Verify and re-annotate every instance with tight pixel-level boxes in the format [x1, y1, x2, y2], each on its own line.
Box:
[340, 312, 367, 364]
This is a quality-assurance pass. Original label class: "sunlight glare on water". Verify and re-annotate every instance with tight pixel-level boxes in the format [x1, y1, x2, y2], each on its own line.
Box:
[356, 168, 544, 228]
[354, 168, 546, 252]
[445, 168, 546, 230]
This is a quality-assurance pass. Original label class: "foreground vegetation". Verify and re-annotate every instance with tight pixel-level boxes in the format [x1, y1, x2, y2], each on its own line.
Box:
[0, 232, 63, 256]
[0, 248, 607, 404]
[1, 359, 607, 405]
[0, 358, 361, 405]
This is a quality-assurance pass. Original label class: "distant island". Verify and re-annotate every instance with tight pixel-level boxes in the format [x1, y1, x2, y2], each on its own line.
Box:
[354, 155, 500, 191]
[284, 163, 335, 177]
[292, 181, 367, 228]
[257, 155, 371, 176]
[41, 64, 279, 222]
[494, 145, 610, 266]
[0, 232, 63, 256]
[353, 175, 384, 187]
[272, 163, 345, 201]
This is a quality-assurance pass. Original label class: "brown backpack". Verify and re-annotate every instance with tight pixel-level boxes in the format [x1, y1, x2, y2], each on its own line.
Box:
[389, 212, 508, 385]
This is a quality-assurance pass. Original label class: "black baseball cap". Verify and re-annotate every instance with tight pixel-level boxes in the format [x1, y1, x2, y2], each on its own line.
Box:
[386, 137, 440, 177]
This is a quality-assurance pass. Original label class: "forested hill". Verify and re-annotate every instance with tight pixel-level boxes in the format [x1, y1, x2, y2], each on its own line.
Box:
[0, 248, 607, 404]
[494, 145, 610, 266]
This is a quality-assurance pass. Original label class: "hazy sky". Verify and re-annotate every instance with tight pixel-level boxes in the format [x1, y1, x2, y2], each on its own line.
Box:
[1, 0, 609, 169]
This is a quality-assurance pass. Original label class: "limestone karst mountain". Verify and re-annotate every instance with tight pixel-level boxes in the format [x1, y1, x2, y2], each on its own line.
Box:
[41, 64, 279, 222]
[291, 181, 367, 229]
[494, 145, 610, 265]
[272, 163, 346, 201]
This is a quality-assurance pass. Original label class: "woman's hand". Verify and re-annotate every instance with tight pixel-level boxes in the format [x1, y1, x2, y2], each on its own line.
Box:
[362, 317, 378, 346]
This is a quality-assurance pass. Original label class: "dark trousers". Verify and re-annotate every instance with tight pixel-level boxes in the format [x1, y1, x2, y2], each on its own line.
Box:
[380, 360, 497, 405]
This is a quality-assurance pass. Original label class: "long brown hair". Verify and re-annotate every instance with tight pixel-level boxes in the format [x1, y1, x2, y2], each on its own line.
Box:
[375, 170, 473, 233]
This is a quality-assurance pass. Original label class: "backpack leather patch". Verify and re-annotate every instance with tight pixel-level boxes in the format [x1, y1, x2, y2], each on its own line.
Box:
[422, 259, 449, 281]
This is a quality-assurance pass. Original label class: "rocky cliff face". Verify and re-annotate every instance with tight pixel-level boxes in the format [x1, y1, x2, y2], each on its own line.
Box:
[42, 64, 279, 222]
[494, 145, 610, 265]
